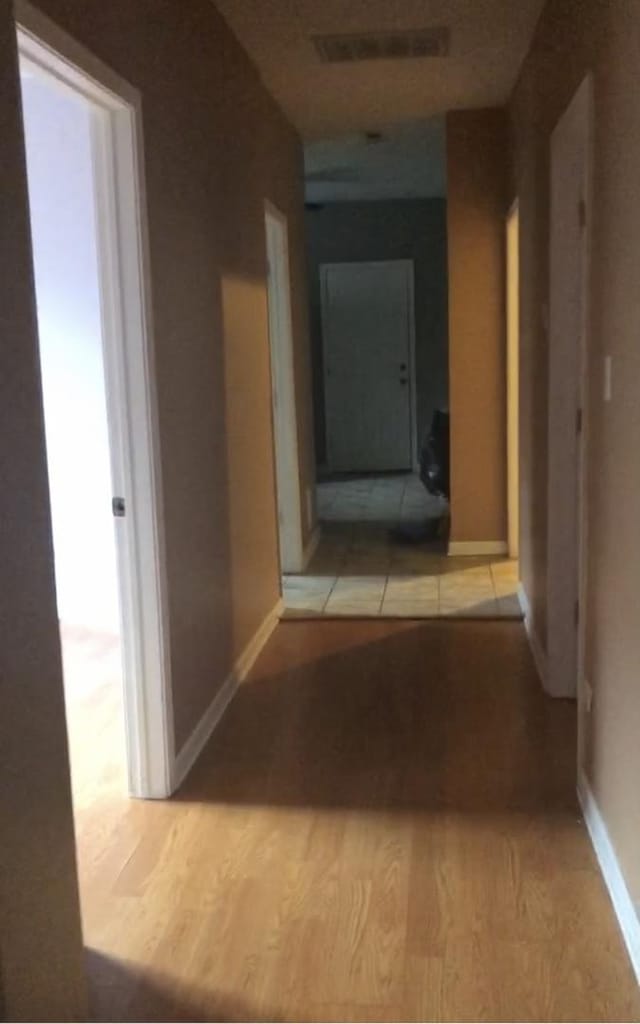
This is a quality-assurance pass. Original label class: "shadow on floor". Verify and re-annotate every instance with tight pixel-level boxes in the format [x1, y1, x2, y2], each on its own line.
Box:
[305, 519, 509, 579]
[87, 949, 283, 1023]
[177, 620, 576, 817]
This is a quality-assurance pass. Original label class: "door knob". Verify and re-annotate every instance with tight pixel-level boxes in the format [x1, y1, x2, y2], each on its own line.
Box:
[399, 378, 408, 385]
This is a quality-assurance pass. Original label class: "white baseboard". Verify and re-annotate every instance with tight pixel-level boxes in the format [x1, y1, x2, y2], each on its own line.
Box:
[448, 540, 508, 556]
[302, 525, 321, 571]
[235, 597, 284, 681]
[517, 583, 548, 687]
[578, 773, 640, 985]
[172, 597, 283, 791]
[172, 666, 237, 795]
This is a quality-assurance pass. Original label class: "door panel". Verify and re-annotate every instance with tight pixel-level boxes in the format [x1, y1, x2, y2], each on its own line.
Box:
[322, 261, 413, 472]
[547, 77, 591, 699]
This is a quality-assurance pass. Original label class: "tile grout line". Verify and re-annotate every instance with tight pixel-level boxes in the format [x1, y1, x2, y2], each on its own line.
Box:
[378, 572, 391, 617]
[321, 571, 341, 615]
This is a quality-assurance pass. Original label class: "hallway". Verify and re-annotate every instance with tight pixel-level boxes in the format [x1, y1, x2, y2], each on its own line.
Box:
[83, 620, 639, 1022]
[283, 475, 521, 619]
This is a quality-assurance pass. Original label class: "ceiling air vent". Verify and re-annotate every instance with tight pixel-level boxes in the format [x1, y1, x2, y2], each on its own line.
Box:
[313, 27, 450, 64]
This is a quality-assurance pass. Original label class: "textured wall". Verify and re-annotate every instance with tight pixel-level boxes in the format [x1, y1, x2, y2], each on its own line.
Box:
[1, 0, 314, 1015]
[510, 0, 640, 905]
[446, 109, 508, 545]
[0, 9, 86, 1019]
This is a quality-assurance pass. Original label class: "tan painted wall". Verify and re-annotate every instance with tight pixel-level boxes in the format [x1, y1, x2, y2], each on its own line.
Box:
[0, 10, 86, 1020]
[1, 0, 314, 1015]
[446, 109, 508, 545]
[510, 0, 640, 904]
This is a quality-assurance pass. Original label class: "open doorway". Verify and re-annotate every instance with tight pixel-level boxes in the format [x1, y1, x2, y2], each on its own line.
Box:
[306, 125, 451, 600]
[19, 51, 128, 808]
[16, 5, 172, 804]
[265, 201, 305, 574]
[506, 201, 520, 560]
[278, 119, 520, 619]
[547, 75, 592, 701]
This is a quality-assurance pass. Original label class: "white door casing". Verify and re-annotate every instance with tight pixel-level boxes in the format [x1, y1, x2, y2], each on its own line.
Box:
[16, 2, 174, 798]
[265, 202, 304, 574]
[321, 260, 416, 473]
[506, 201, 520, 560]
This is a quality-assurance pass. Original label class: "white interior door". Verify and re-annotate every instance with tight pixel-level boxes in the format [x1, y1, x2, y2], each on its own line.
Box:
[321, 261, 415, 472]
[547, 76, 592, 700]
[265, 203, 304, 573]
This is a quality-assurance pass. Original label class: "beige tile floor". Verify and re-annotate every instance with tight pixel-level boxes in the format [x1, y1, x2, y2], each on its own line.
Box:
[317, 471, 444, 525]
[283, 474, 521, 620]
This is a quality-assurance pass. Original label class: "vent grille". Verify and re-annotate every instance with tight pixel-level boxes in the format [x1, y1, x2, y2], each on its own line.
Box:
[313, 27, 450, 64]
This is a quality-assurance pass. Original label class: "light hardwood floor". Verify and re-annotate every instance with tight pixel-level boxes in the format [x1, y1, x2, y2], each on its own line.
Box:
[67, 620, 640, 1022]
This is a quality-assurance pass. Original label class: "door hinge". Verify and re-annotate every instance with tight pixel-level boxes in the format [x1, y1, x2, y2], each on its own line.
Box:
[576, 407, 583, 435]
[112, 496, 126, 518]
[578, 198, 587, 229]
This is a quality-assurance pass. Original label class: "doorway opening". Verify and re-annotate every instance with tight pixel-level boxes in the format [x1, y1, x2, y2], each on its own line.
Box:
[506, 201, 520, 560]
[282, 119, 518, 619]
[16, 4, 172, 809]
[19, 47, 128, 808]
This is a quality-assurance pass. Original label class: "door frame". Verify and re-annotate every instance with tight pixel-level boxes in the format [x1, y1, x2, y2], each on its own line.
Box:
[547, 73, 593, 711]
[16, 1, 174, 798]
[264, 201, 305, 574]
[320, 259, 417, 473]
[505, 199, 520, 560]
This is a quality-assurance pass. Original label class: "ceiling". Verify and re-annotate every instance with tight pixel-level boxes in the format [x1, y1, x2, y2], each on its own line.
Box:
[304, 118, 446, 202]
[213, 0, 546, 139]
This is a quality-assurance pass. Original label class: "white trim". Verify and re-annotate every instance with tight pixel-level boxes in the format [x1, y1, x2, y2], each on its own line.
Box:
[447, 540, 508, 556]
[518, 583, 548, 688]
[575, 75, 594, 771]
[172, 598, 283, 791]
[302, 525, 322, 571]
[264, 201, 305, 574]
[578, 774, 640, 985]
[171, 669, 237, 795]
[505, 200, 520, 560]
[236, 597, 283, 681]
[506, 196, 520, 220]
[16, 4, 174, 799]
[320, 259, 417, 473]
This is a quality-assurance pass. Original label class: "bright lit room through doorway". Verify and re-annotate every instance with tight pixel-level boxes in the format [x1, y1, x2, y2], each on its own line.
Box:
[19, 49, 128, 818]
[17, 7, 173, 850]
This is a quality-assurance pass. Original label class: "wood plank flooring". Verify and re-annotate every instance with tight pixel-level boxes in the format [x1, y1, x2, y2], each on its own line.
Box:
[72, 620, 640, 1021]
